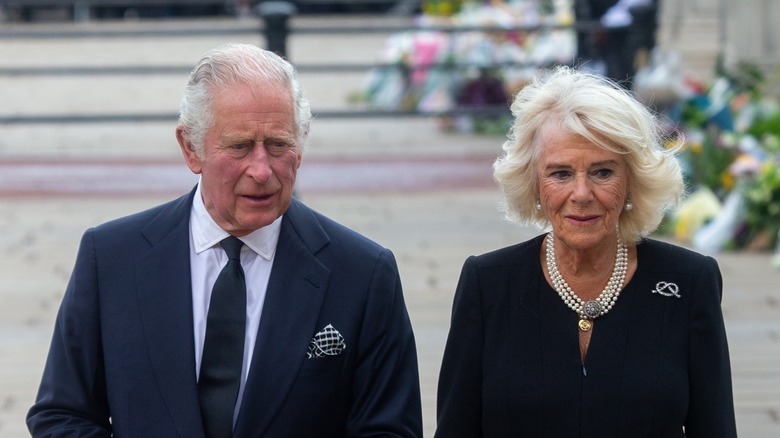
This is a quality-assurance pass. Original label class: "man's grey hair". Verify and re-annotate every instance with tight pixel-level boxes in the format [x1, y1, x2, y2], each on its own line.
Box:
[177, 43, 311, 156]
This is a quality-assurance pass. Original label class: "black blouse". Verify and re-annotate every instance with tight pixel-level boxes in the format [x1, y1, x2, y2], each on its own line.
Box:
[435, 235, 737, 438]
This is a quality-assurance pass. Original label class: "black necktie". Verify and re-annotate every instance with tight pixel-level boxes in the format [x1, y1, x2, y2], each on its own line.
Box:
[199, 236, 246, 438]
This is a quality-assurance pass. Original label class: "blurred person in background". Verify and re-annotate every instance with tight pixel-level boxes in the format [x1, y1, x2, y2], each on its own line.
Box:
[27, 43, 422, 438]
[435, 66, 736, 437]
[576, 0, 659, 87]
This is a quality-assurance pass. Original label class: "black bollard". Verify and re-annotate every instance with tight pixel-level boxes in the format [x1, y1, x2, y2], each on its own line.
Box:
[255, 1, 297, 59]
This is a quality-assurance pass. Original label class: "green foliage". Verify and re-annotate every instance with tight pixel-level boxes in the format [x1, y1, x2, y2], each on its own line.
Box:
[748, 112, 780, 154]
[744, 163, 780, 249]
[472, 115, 512, 136]
[716, 58, 765, 98]
[679, 127, 739, 199]
[679, 99, 708, 129]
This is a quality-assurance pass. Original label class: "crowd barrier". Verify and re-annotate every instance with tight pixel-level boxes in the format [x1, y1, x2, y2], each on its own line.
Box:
[0, 3, 610, 124]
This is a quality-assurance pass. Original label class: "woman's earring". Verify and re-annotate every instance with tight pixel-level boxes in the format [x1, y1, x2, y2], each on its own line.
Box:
[624, 195, 633, 211]
[535, 197, 542, 211]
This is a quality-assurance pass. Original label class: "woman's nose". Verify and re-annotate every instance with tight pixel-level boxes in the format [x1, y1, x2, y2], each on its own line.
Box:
[571, 175, 593, 202]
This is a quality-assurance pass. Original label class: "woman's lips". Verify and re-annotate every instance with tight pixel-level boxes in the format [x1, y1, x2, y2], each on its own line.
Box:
[567, 214, 599, 223]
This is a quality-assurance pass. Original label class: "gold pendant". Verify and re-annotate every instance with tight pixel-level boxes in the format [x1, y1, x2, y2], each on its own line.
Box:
[578, 318, 592, 332]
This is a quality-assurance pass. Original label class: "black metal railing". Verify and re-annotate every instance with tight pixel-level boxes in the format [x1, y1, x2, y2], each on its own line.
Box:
[0, 6, 596, 124]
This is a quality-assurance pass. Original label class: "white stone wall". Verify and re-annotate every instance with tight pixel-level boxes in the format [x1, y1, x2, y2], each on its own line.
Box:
[656, 0, 779, 87]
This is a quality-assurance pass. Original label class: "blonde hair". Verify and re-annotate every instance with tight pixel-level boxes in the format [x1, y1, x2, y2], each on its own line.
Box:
[493, 66, 684, 244]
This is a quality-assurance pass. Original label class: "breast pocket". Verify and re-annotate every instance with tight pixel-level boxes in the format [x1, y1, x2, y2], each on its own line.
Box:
[298, 354, 346, 377]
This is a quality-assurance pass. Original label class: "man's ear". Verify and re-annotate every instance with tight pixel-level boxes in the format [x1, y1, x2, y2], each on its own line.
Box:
[176, 126, 203, 174]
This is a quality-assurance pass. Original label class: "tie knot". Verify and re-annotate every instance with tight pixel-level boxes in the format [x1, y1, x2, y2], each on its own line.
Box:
[221, 236, 243, 260]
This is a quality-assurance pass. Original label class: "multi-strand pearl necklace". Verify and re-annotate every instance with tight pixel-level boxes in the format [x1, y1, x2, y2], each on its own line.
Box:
[545, 231, 628, 332]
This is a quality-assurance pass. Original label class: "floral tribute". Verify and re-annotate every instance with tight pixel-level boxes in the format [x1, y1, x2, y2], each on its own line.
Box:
[351, 0, 576, 134]
[667, 61, 780, 262]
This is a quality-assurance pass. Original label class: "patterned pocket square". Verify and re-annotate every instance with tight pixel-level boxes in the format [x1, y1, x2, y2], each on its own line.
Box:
[307, 324, 346, 358]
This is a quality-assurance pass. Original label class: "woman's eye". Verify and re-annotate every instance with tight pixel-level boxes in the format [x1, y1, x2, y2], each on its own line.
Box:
[551, 170, 571, 180]
[593, 168, 614, 179]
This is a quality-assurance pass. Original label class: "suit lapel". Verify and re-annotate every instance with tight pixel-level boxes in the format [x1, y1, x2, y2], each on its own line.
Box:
[135, 189, 205, 437]
[235, 200, 331, 437]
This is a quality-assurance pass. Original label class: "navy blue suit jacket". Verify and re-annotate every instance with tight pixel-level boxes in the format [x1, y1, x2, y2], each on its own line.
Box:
[28, 189, 422, 437]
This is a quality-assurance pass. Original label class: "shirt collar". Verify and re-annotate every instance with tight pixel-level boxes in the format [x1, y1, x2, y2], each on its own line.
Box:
[191, 181, 281, 260]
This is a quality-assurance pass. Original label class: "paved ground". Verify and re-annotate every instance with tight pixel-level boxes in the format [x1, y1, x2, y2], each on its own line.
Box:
[1, 15, 779, 437]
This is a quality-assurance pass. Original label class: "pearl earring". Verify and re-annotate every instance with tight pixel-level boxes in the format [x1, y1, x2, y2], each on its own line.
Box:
[535, 197, 542, 211]
[624, 196, 633, 211]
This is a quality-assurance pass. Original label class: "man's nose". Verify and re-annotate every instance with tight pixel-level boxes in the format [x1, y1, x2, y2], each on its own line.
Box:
[246, 146, 273, 183]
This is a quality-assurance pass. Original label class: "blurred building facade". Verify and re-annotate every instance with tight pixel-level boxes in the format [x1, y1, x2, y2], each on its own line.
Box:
[657, 0, 779, 85]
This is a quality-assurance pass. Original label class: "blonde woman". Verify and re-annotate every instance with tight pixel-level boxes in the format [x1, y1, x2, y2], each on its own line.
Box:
[435, 66, 736, 437]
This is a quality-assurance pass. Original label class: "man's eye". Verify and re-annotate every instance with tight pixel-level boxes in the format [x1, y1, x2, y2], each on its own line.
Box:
[232, 143, 250, 150]
[269, 141, 290, 149]
[266, 141, 294, 155]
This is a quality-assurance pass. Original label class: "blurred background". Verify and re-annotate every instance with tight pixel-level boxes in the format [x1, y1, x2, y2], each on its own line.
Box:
[1, 0, 779, 436]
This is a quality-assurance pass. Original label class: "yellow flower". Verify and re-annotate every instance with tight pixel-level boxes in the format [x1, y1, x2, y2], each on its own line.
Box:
[721, 172, 735, 191]
[674, 187, 722, 241]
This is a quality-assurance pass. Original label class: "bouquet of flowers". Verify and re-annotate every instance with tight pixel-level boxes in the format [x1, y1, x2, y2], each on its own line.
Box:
[672, 62, 780, 253]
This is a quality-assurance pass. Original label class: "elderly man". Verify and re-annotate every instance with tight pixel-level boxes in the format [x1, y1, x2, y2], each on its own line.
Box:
[27, 43, 423, 437]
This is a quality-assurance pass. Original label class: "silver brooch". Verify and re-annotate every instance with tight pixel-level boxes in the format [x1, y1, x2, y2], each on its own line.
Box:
[652, 281, 681, 298]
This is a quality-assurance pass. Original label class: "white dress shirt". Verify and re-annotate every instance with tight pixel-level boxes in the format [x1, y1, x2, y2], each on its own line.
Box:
[188, 182, 280, 424]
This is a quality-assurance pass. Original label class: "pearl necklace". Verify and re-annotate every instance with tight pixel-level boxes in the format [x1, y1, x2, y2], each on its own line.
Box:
[545, 231, 628, 331]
